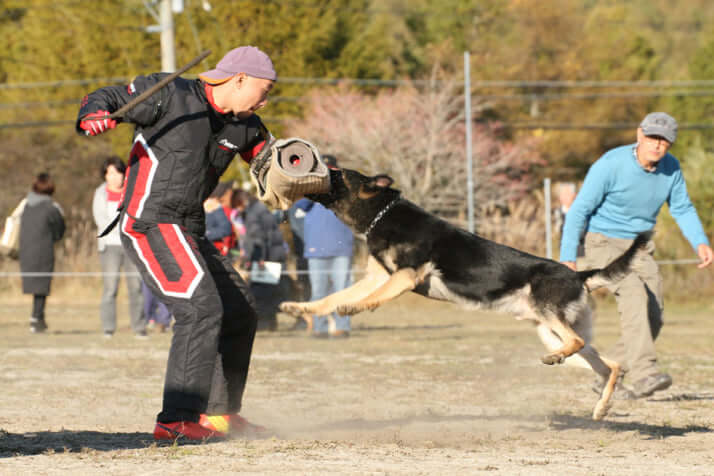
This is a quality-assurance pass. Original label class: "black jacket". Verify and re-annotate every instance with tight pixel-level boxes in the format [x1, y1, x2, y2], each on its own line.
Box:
[76, 75, 270, 235]
[242, 200, 286, 264]
[19, 192, 65, 295]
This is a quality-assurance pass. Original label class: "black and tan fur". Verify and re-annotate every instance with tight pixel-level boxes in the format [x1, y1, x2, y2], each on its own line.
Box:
[281, 168, 651, 420]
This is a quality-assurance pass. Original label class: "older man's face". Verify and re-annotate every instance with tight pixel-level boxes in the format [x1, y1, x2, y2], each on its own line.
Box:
[637, 128, 671, 164]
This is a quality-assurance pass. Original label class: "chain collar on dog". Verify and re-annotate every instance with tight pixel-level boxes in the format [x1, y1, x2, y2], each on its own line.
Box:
[364, 196, 401, 238]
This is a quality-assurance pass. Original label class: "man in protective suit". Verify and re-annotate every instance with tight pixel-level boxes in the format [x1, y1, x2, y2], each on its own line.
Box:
[77, 46, 322, 441]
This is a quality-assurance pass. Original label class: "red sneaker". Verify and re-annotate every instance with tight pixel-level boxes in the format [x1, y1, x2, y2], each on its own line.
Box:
[199, 413, 270, 438]
[198, 414, 232, 434]
[229, 414, 271, 437]
[153, 421, 226, 441]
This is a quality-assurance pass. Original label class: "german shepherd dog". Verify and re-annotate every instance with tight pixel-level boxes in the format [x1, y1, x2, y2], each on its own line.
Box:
[280, 168, 650, 420]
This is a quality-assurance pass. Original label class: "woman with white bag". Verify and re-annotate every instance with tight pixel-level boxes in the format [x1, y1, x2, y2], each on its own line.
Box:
[19, 173, 65, 333]
[0, 198, 26, 258]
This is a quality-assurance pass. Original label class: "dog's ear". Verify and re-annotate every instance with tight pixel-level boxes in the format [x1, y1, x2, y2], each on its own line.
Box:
[372, 174, 394, 189]
[358, 174, 394, 199]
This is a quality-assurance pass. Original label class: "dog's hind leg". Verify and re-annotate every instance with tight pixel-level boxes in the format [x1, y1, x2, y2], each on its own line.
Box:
[536, 324, 590, 370]
[539, 317, 585, 365]
[570, 343, 621, 420]
[535, 303, 599, 371]
[536, 323, 619, 420]
[589, 353, 620, 421]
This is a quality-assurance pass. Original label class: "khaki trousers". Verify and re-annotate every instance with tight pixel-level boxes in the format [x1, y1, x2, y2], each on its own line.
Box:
[579, 232, 664, 382]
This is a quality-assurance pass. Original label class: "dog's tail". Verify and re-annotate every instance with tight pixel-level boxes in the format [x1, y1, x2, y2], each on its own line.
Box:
[576, 231, 653, 291]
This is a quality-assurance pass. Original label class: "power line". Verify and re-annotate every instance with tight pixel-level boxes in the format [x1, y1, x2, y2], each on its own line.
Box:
[476, 90, 714, 101]
[506, 122, 714, 130]
[4, 89, 714, 111]
[0, 99, 80, 109]
[0, 96, 304, 109]
[3, 119, 713, 131]
[464, 79, 714, 89]
[268, 78, 714, 89]
[0, 119, 75, 129]
[0, 78, 130, 90]
[0, 117, 291, 129]
[4, 76, 714, 90]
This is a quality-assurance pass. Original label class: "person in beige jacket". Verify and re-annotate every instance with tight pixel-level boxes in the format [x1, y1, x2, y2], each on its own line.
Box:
[92, 156, 146, 338]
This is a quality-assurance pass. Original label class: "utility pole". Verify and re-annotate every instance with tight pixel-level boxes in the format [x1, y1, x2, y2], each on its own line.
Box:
[160, 0, 176, 72]
[464, 51, 474, 233]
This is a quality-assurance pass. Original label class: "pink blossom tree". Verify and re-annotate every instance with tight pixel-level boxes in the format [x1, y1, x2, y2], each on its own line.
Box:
[286, 79, 543, 219]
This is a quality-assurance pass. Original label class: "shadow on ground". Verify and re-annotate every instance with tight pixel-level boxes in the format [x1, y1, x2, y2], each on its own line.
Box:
[0, 430, 215, 457]
[307, 411, 547, 433]
[548, 413, 714, 439]
[305, 410, 714, 441]
[647, 392, 714, 402]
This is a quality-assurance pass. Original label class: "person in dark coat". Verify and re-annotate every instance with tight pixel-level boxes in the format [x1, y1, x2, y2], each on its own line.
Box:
[19, 172, 65, 333]
[234, 189, 287, 331]
[274, 200, 311, 303]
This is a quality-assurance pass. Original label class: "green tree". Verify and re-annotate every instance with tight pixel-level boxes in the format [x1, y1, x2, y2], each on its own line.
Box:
[664, 35, 714, 151]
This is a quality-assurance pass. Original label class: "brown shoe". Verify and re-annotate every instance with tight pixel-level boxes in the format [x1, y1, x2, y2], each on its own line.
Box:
[631, 373, 672, 398]
[329, 330, 350, 339]
[591, 371, 636, 400]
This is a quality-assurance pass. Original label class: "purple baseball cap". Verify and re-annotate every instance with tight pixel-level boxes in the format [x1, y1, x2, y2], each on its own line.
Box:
[199, 46, 277, 84]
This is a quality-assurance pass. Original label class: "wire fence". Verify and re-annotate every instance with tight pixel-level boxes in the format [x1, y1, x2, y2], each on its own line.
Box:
[0, 257, 703, 278]
[3, 74, 714, 130]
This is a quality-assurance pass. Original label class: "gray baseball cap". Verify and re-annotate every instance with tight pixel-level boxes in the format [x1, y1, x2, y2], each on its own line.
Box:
[199, 46, 276, 84]
[640, 112, 677, 144]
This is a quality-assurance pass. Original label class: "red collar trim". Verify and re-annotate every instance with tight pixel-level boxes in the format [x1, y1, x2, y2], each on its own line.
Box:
[204, 83, 227, 114]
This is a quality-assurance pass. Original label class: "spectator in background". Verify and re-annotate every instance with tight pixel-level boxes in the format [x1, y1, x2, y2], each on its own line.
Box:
[297, 155, 355, 338]
[229, 184, 249, 263]
[560, 112, 713, 400]
[142, 280, 172, 333]
[205, 181, 237, 257]
[92, 156, 147, 339]
[235, 188, 287, 331]
[553, 182, 576, 234]
[553, 182, 584, 258]
[274, 199, 311, 304]
[19, 172, 65, 333]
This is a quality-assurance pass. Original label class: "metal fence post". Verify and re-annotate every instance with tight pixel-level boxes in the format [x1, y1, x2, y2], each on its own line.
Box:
[544, 177, 552, 259]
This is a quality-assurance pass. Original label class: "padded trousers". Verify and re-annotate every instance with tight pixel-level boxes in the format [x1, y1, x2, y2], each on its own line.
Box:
[121, 217, 257, 423]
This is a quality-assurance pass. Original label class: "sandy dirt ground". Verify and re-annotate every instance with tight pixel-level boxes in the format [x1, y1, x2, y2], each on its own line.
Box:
[1, 292, 713, 475]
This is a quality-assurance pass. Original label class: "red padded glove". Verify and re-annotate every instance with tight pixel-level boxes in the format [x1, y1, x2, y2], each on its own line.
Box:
[79, 110, 117, 136]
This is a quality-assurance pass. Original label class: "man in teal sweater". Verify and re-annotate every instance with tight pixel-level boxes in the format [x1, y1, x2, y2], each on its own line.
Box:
[560, 112, 712, 399]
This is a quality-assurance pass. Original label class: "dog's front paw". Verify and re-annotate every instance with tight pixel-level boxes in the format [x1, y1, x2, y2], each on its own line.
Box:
[336, 304, 362, 316]
[280, 301, 308, 316]
[540, 352, 565, 365]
